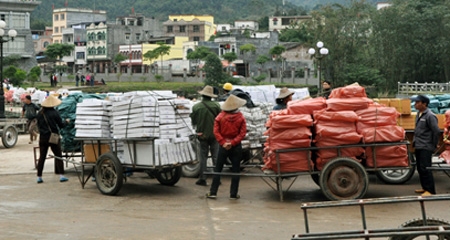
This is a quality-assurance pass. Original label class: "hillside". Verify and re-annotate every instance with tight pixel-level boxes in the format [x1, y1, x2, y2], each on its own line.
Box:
[30, 0, 383, 28]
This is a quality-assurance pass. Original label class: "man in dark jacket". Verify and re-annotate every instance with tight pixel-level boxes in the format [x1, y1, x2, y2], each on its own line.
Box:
[412, 95, 441, 196]
[22, 95, 40, 144]
[190, 86, 221, 186]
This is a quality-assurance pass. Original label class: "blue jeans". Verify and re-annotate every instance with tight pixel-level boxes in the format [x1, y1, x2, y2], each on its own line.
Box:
[210, 143, 242, 196]
[198, 138, 218, 181]
[415, 149, 435, 194]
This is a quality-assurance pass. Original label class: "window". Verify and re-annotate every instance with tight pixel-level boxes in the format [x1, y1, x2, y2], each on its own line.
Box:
[179, 26, 186, 33]
[60, 14, 65, 20]
[0, 14, 5, 21]
[54, 27, 59, 33]
[193, 37, 200, 41]
[97, 32, 105, 40]
[87, 33, 95, 41]
[43, 41, 49, 48]
[54, 14, 59, 21]
[193, 25, 200, 32]
[76, 52, 85, 60]
[11, 14, 26, 28]
[136, 33, 141, 41]
[167, 26, 173, 33]
[125, 33, 130, 40]
[221, 26, 226, 31]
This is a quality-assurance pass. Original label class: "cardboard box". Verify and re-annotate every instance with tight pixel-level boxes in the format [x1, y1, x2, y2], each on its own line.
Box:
[84, 144, 111, 163]
[389, 98, 411, 115]
[398, 113, 445, 130]
[377, 98, 390, 107]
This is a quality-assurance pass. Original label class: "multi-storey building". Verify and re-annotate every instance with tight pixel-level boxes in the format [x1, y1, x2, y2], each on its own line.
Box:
[163, 15, 216, 42]
[0, 0, 40, 70]
[52, 8, 107, 44]
[32, 26, 52, 57]
[268, 16, 311, 32]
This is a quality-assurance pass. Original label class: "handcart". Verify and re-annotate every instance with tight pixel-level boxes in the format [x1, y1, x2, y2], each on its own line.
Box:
[292, 194, 450, 240]
[0, 117, 27, 148]
[55, 136, 197, 196]
[206, 141, 415, 201]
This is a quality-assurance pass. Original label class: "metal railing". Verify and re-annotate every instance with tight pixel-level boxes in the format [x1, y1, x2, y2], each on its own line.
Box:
[398, 82, 450, 95]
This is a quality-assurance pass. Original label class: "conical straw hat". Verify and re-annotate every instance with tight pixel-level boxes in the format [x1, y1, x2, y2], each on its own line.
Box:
[41, 95, 62, 108]
[276, 87, 295, 99]
[198, 85, 217, 98]
[221, 94, 247, 111]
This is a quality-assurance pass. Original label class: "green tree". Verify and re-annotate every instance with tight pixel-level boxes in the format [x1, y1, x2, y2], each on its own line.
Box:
[143, 42, 171, 75]
[28, 66, 42, 86]
[4, 66, 26, 86]
[113, 53, 128, 76]
[269, 45, 286, 81]
[45, 43, 75, 63]
[258, 16, 269, 31]
[256, 55, 271, 69]
[203, 54, 228, 87]
[239, 43, 256, 78]
[187, 46, 212, 62]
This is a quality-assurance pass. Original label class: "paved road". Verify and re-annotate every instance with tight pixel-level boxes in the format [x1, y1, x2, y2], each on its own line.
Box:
[1, 135, 450, 239]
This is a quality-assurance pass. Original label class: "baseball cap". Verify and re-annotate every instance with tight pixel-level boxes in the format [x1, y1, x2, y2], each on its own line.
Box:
[411, 95, 430, 105]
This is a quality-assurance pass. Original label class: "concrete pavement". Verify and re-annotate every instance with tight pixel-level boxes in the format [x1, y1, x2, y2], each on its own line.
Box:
[1, 135, 450, 239]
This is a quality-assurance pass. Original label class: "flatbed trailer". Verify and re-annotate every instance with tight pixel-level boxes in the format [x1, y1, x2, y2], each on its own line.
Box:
[53, 137, 197, 196]
[206, 141, 415, 201]
[0, 117, 27, 148]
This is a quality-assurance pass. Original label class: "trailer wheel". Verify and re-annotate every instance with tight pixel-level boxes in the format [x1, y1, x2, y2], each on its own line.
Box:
[2, 125, 18, 148]
[95, 152, 123, 196]
[375, 166, 415, 184]
[389, 218, 450, 240]
[182, 163, 201, 178]
[156, 166, 182, 186]
[319, 157, 369, 201]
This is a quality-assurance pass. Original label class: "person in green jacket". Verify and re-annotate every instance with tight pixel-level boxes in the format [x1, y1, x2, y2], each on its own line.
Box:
[190, 86, 221, 186]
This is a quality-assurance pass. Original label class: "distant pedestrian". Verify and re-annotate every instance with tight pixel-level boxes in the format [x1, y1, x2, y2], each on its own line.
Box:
[81, 74, 85, 86]
[206, 94, 247, 200]
[75, 73, 80, 87]
[85, 74, 91, 85]
[90, 74, 95, 87]
[49, 74, 54, 87]
[22, 95, 40, 144]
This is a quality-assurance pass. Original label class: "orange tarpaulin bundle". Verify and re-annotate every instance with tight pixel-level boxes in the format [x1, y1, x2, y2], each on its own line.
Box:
[317, 147, 365, 160]
[326, 97, 373, 111]
[329, 85, 367, 98]
[315, 121, 358, 138]
[287, 97, 327, 115]
[365, 145, 409, 167]
[356, 117, 399, 130]
[360, 125, 405, 143]
[264, 138, 311, 150]
[266, 109, 289, 127]
[313, 109, 360, 123]
[356, 106, 400, 119]
[270, 114, 313, 129]
[265, 127, 312, 140]
[263, 150, 313, 173]
[316, 157, 361, 171]
[439, 145, 450, 164]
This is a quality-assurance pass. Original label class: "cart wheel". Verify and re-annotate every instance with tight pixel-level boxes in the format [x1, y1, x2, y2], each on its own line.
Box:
[389, 218, 450, 240]
[2, 125, 18, 148]
[319, 157, 369, 201]
[156, 166, 182, 186]
[95, 152, 123, 196]
[182, 163, 201, 178]
[375, 166, 415, 184]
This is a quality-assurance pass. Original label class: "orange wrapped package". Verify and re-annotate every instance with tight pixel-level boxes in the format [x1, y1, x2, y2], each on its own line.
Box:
[4, 90, 14, 103]
[287, 97, 327, 115]
[313, 109, 360, 122]
[329, 84, 367, 98]
[365, 145, 409, 167]
[264, 138, 311, 149]
[360, 125, 405, 143]
[266, 127, 312, 140]
[356, 106, 400, 119]
[263, 150, 313, 173]
[317, 147, 365, 160]
[315, 121, 358, 138]
[270, 114, 313, 129]
[316, 157, 361, 171]
[326, 97, 373, 111]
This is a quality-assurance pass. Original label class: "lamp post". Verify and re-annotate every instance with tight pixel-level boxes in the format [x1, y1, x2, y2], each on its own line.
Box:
[0, 20, 17, 118]
[308, 41, 329, 96]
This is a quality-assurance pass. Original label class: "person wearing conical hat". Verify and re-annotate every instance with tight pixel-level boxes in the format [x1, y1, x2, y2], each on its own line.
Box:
[206, 94, 247, 200]
[35, 95, 70, 184]
[273, 87, 295, 110]
[190, 85, 221, 186]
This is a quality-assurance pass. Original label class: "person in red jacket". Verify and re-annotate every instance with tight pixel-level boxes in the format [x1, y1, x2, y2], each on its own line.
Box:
[206, 94, 247, 200]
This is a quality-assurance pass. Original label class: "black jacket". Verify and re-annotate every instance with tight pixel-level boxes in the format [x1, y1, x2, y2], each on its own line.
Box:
[37, 108, 65, 141]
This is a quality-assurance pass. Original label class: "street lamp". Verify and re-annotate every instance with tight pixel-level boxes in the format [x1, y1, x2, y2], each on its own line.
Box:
[308, 41, 329, 96]
[0, 20, 17, 118]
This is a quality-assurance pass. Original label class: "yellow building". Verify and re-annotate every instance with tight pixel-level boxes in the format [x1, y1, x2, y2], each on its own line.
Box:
[163, 15, 216, 42]
[141, 36, 188, 65]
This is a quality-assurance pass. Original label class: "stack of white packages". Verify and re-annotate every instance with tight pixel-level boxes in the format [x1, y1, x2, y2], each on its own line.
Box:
[109, 91, 196, 166]
[240, 102, 273, 149]
[172, 98, 195, 138]
[75, 99, 112, 138]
